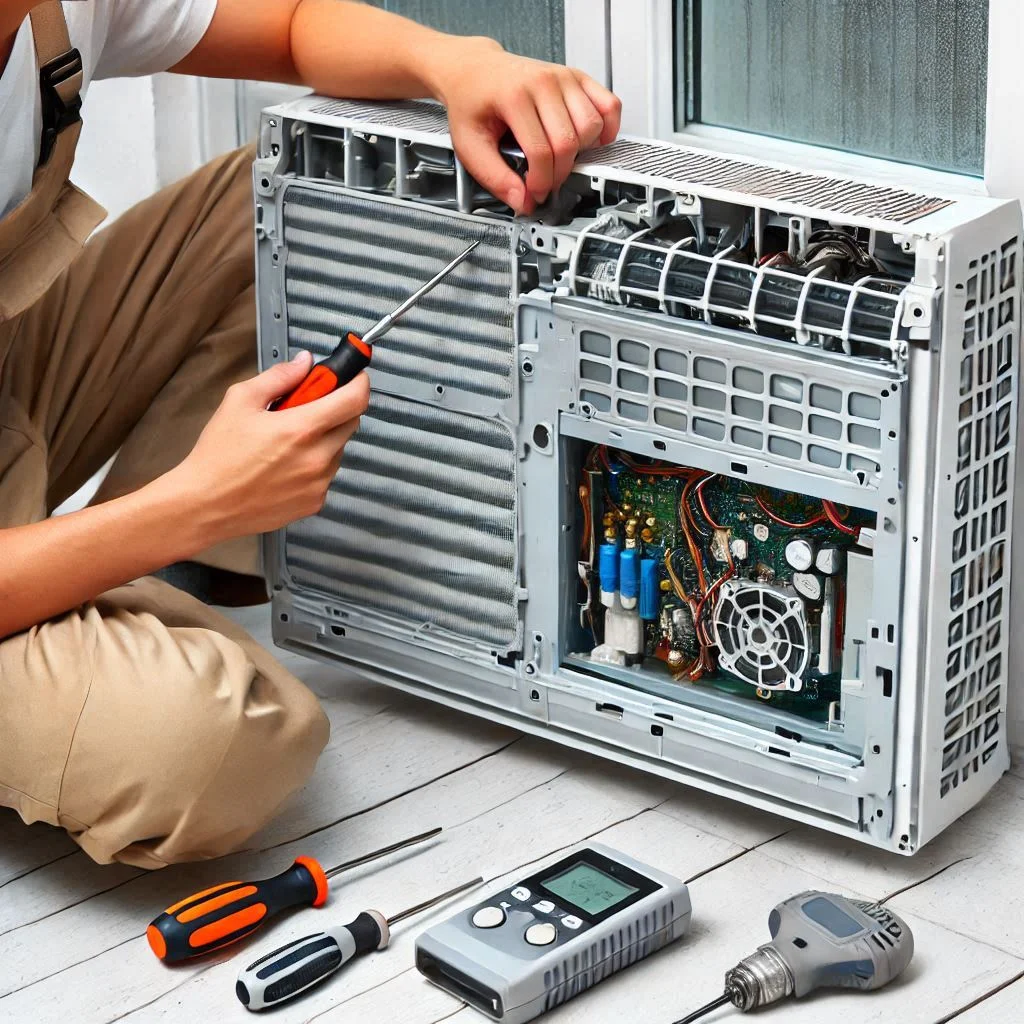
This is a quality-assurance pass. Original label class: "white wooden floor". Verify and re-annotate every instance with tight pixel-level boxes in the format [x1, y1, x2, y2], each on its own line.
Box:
[1, 605, 1022, 1024]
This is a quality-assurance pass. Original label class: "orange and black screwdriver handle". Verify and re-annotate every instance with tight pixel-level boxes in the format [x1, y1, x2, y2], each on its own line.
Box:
[270, 333, 371, 411]
[147, 856, 329, 964]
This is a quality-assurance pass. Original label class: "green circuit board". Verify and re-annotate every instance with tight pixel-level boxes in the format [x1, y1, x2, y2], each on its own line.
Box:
[586, 448, 875, 721]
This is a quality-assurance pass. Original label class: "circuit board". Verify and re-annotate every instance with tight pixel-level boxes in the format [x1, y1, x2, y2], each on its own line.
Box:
[580, 447, 875, 722]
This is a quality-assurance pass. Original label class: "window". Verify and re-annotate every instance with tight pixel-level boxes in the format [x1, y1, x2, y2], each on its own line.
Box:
[367, 0, 565, 63]
[676, 0, 989, 175]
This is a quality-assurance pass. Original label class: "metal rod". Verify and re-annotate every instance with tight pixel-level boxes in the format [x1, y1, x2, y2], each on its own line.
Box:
[361, 240, 480, 345]
[388, 876, 484, 926]
[671, 993, 732, 1024]
[324, 826, 443, 879]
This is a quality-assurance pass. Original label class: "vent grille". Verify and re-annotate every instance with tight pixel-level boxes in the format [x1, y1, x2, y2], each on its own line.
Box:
[542, 906, 676, 1012]
[305, 98, 450, 134]
[940, 236, 1018, 798]
[575, 326, 893, 485]
[582, 139, 953, 225]
[282, 186, 515, 400]
[285, 392, 520, 649]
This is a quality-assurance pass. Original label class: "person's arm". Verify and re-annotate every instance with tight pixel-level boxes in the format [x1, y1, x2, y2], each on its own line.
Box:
[172, 0, 621, 213]
[0, 356, 369, 640]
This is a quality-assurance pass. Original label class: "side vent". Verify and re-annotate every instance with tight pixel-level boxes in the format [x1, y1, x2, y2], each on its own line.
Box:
[940, 236, 1018, 798]
[305, 97, 450, 134]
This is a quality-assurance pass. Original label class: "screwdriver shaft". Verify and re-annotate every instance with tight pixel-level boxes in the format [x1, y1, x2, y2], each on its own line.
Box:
[388, 876, 484, 926]
[324, 826, 443, 879]
[361, 240, 479, 345]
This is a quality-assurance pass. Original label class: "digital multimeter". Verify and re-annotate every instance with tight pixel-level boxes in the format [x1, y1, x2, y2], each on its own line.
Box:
[415, 844, 691, 1024]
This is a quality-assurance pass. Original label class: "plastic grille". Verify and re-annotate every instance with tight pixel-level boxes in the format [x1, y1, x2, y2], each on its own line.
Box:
[576, 327, 891, 485]
[940, 236, 1018, 798]
[305, 98, 450, 134]
[582, 139, 953, 224]
[285, 392, 520, 649]
[282, 186, 515, 400]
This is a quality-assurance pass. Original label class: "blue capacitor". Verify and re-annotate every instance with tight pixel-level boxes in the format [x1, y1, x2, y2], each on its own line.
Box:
[599, 543, 620, 594]
[620, 549, 640, 602]
[639, 559, 659, 620]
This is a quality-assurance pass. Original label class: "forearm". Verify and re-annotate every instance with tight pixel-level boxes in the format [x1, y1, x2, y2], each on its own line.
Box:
[0, 473, 212, 640]
[289, 0, 473, 102]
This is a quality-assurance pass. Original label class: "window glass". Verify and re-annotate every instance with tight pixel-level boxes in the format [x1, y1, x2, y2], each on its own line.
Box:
[369, 0, 565, 63]
[676, 0, 989, 175]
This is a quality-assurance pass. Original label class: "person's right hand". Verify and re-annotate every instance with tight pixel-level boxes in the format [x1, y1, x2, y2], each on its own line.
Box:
[171, 351, 370, 543]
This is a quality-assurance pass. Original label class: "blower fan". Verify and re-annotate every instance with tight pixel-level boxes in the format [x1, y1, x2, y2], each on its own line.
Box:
[713, 580, 811, 692]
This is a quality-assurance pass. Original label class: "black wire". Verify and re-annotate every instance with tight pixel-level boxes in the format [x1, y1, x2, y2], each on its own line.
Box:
[670, 992, 732, 1024]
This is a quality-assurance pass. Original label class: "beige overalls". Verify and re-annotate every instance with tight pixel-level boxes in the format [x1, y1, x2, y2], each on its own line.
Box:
[0, 3, 329, 868]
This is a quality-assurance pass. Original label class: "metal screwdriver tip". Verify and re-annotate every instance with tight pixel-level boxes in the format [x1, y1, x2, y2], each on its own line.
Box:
[388, 876, 485, 926]
[324, 826, 443, 879]
[671, 993, 733, 1024]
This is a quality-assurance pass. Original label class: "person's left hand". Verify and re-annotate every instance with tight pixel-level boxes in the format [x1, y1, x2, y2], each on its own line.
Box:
[426, 37, 621, 214]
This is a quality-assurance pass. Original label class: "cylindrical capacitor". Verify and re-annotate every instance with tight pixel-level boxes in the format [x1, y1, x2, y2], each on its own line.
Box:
[792, 572, 823, 601]
[639, 559, 659, 620]
[599, 543, 619, 608]
[785, 537, 815, 572]
[816, 545, 844, 575]
[620, 549, 640, 610]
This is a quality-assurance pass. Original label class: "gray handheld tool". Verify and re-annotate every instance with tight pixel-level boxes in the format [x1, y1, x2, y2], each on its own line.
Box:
[416, 843, 691, 1024]
[674, 891, 914, 1023]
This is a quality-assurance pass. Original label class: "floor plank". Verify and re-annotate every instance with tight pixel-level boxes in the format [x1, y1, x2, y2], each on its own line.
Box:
[0, 813, 79, 889]
[945, 973, 1024, 1022]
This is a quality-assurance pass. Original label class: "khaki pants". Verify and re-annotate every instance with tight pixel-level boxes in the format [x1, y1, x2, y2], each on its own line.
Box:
[0, 147, 329, 868]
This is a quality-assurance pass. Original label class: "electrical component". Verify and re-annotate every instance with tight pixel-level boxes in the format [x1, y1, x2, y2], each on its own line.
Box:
[639, 559, 659, 621]
[599, 543, 619, 608]
[784, 539, 815, 572]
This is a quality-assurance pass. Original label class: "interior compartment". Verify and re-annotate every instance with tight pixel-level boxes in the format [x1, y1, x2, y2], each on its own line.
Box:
[563, 440, 876, 750]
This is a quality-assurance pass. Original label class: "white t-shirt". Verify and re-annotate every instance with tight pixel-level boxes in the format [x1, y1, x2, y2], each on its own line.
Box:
[0, 0, 218, 218]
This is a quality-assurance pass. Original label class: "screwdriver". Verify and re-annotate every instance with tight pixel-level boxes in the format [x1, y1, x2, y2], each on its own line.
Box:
[271, 239, 480, 410]
[146, 826, 442, 963]
[672, 891, 914, 1023]
[236, 876, 484, 1011]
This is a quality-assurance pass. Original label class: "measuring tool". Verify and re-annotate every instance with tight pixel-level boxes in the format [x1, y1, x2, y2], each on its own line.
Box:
[271, 239, 480, 410]
[147, 826, 442, 963]
[415, 844, 691, 1024]
[673, 891, 914, 1023]
[236, 876, 484, 1011]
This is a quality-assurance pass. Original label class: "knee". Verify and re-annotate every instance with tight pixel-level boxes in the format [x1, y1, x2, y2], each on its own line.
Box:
[62, 658, 330, 868]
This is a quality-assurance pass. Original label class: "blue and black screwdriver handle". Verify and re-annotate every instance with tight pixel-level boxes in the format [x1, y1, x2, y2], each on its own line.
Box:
[271, 240, 480, 410]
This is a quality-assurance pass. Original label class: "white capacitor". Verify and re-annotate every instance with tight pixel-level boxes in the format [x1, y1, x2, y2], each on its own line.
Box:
[730, 538, 749, 561]
[792, 572, 823, 601]
[815, 545, 844, 576]
[753, 524, 770, 542]
[785, 538, 815, 572]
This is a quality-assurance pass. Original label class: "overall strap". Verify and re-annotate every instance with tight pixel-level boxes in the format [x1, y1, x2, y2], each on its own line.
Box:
[29, 2, 83, 166]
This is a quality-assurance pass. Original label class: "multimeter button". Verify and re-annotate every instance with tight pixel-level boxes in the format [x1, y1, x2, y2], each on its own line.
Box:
[525, 923, 558, 946]
[562, 916, 583, 930]
[511, 887, 531, 901]
[472, 907, 506, 929]
[533, 900, 556, 914]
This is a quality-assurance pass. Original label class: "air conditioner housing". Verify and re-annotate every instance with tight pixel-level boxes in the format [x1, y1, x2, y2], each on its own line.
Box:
[254, 97, 1020, 854]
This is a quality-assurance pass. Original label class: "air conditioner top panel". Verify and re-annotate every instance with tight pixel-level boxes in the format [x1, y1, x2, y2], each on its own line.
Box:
[263, 96, 1005, 236]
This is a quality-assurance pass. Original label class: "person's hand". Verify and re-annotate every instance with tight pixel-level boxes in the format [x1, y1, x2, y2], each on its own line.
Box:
[170, 352, 370, 542]
[425, 38, 621, 214]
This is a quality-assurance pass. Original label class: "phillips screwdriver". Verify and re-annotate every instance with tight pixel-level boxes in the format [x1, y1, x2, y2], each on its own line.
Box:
[672, 891, 914, 1023]
[236, 876, 484, 1011]
[147, 826, 442, 963]
[271, 239, 480, 410]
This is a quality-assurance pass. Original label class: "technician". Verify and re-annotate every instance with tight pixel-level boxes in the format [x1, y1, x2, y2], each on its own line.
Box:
[0, 1, 620, 868]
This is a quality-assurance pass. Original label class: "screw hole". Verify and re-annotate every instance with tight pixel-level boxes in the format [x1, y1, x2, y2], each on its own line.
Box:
[435, 384, 445, 395]
[274, 312, 281, 320]
[912, 306, 924, 318]
[793, 937, 808, 949]
[280, 613, 289, 622]
[272, 348, 280, 358]
[260, 177, 270, 189]
[523, 360, 534, 375]
[330, 625, 345, 637]
[653, 439, 666, 451]
[532, 424, 550, 449]
[872, 744, 881, 754]
[530, 688, 540, 701]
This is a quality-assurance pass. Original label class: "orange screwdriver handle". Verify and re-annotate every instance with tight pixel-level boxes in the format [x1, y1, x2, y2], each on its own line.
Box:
[147, 856, 329, 963]
[271, 333, 371, 411]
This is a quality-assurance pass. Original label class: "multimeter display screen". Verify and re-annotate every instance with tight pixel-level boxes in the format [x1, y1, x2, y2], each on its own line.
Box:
[543, 862, 639, 915]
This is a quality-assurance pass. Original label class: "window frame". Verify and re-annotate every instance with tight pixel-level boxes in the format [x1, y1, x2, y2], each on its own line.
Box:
[607, 0, 1022, 203]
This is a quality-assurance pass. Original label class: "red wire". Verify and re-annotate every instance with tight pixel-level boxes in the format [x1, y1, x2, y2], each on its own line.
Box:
[755, 493, 827, 529]
[823, 500, 859, 537]
[697, 478, 724, 529]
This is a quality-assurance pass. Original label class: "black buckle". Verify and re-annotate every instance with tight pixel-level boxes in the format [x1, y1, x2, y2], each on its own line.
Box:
[38, 47, 83, 166]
